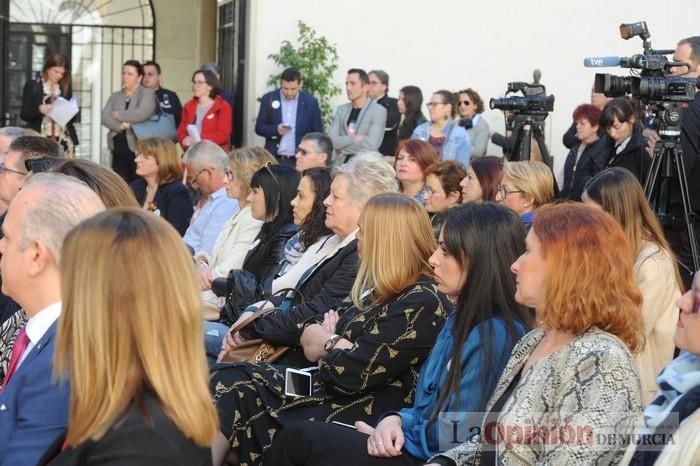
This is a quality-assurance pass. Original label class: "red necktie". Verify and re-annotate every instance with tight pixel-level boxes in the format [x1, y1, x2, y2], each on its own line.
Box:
[1, 326, 30, 392]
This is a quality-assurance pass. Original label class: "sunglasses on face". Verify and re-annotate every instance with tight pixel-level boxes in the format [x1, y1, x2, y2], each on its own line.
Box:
[459, 100, 472, 106]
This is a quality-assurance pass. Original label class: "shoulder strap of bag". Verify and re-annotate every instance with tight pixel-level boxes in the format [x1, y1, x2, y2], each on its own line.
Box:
[230, 286, 305, 334]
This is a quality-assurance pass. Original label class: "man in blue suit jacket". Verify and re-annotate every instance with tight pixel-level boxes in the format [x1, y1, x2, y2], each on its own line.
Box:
[0, 174, 105, 465]
[255, 68, 323, 165]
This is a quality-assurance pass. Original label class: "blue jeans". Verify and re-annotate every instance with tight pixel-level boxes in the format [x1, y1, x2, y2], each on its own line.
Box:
[203, 321, 230, 367]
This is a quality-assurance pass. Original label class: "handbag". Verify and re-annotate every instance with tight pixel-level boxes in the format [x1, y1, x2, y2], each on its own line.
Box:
[218, 287, 305, 364]
[132, 97, 178, 141]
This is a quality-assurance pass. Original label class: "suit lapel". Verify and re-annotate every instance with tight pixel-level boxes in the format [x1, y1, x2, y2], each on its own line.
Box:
[274, 90, 283, 124]
[16, 321, 58, 372]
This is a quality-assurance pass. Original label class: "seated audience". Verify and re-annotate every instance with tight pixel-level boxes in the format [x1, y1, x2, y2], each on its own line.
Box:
[456, 88, 490, 157]
[412, 90, 471, 166]
[423, 160, 466, 237]
[601, 97, 649, 182]
[130, 137, 193, 235]
[620, 272, 700, 465]
[460, 155, 504, 203]
[221, 153, 397, 351]
[178, 68, 232, 151]
[397, 85, 427, 142]
[182, 140, 240, 256]
[38, 209, 217, 464]
[583, 167, 682, 403]
[0, 174, 105, 464]
[295, 132, 332, 172]
[559, 103, 608, 201]
[264, 202, 532, 465]
[209, 192, 451, 466]
[495, 160, 554, 229]
[195, 147, 274, 301]
[216, 164, 299, 317]
[395, 139, 439, 205]
[428, 203, 644, 465]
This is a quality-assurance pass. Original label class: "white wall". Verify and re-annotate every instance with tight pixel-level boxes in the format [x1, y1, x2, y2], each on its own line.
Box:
[245, 0, 700, 174]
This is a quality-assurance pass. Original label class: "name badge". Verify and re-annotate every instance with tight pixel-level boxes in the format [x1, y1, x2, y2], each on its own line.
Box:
[206, 113, 215, 119]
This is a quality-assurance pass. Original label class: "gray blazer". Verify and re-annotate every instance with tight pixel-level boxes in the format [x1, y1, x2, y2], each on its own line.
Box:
[329, 98, 387, 157]
[466, 114, 490, 157]
[101, 85, 157, 152]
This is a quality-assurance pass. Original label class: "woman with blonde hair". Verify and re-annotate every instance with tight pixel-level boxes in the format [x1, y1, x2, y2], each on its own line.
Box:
[130, 137, 193, 235]
[195, 147, 275, 300]
[583, 167, 682, 403]
[209, 193, 451, 466]
[495, 160, 554, 229]
[427, 203, 644, 465]
[39, 208, 217, 464]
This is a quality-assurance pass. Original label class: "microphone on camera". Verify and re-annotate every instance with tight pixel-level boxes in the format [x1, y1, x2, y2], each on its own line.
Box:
[583, 56, 622, 67]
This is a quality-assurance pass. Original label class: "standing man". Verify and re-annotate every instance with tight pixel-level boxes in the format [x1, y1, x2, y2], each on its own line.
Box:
[368, 70, 400, 156]
[328, 68, 387, 162]
[255, 68, 323, 166]
[0, 173, 105, 465]
[143, 61, 183, 128]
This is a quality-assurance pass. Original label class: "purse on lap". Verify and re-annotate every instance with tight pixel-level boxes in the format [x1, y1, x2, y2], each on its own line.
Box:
[219, 287, 304, 364]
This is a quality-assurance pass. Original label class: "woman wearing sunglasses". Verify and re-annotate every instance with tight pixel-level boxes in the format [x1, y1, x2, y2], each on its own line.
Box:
[583, 167, 682, 404]
[456, 88, 489, 157]
[620, 272, 700, 465]
[494, 160, 554, 229]
[411, 90, 471, 166]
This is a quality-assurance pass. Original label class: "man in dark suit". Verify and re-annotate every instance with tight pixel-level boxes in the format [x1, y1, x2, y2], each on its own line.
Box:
[143, 61, 183, 128]
[255, 68, 323, 166]
[368, 70, 400, 156]
[0, 173, 105, 465]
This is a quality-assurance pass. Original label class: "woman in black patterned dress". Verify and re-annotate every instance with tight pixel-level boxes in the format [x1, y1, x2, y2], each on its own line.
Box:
[209, 193, 451, 465]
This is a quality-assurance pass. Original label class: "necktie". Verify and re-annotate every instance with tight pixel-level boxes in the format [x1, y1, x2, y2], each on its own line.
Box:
[1, 326, 30, 392]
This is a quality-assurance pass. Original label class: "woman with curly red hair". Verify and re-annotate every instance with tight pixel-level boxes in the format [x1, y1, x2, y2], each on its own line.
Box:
[427, 203, 644, 466]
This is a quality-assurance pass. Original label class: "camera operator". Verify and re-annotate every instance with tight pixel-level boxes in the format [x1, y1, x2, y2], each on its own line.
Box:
[646, 36, 700, 289]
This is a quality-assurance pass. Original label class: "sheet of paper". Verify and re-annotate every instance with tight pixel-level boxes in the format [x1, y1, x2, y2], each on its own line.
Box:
[187, 124, 201, 142]
[46, 97, 79, 128]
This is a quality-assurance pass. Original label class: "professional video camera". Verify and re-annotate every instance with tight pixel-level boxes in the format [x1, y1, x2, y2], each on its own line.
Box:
[584, 21, 700, 273]
[489, 80, 554, 165]
[584, 21, 697, 104]
[489, 82, 554, 116]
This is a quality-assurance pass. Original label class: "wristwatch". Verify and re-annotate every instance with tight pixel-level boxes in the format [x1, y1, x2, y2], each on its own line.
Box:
[324, 334, 342, 352]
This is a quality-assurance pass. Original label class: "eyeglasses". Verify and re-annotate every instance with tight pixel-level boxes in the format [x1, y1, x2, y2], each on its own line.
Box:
[459, 100, 472, 106]
[262, 161, 280, 187]
[188, 167, 210, 185]
[192, 80, 208, 85]
[0, 162, 27, 177]
[497, 184, 524, 198]
[426, 102, 445, 108]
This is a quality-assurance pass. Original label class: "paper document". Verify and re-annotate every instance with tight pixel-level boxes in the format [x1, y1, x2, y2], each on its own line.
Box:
[187, 124, 201, 142]
[46, 97, 79, 128]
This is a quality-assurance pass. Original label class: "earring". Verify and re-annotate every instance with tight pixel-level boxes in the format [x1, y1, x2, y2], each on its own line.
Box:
[523, 203, 529, 207]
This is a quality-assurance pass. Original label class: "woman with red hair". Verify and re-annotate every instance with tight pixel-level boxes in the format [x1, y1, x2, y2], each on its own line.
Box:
[427, 203, 644, 466]
[394, 139, 439, 205]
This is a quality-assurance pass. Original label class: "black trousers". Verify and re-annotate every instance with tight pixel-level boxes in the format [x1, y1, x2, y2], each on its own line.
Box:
[665, 221, 699, 291]
[275, 154, 297, 168]
[111, 132, 137, 183]
[263, 420, 425, 466]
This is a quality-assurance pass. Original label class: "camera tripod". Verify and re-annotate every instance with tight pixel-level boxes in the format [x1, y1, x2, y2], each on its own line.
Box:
[509, 114, 552, 167]
[644, 134, 700, 275]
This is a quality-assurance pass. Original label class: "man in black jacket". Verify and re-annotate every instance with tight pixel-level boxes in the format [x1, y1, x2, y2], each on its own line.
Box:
[368, 70, 400, 156]
[143, 61, 183, 128]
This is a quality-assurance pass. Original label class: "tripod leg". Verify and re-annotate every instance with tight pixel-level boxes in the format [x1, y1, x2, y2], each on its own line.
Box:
[519, 125, 532, 162]
[532, 126, 551, 168]
[643, 142, 664, 205]
[673, 145, 700, 274]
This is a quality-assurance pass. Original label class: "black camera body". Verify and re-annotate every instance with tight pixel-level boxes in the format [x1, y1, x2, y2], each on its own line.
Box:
[490, 82, 555, 117]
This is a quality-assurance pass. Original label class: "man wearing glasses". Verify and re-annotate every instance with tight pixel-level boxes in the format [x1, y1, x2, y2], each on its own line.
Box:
[255, 68, 323, 166]
[294, 132, 332, 172]
[182, 140, 239, 257]
[142, 61, 183, 128]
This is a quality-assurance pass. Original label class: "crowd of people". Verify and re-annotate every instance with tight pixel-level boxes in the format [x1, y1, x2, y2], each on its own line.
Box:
[0, 33, 699, 466]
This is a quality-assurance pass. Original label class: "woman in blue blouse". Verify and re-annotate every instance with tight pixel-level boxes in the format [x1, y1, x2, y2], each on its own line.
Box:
[263, 202, 532, 465]
[411, 90, 471, 166]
